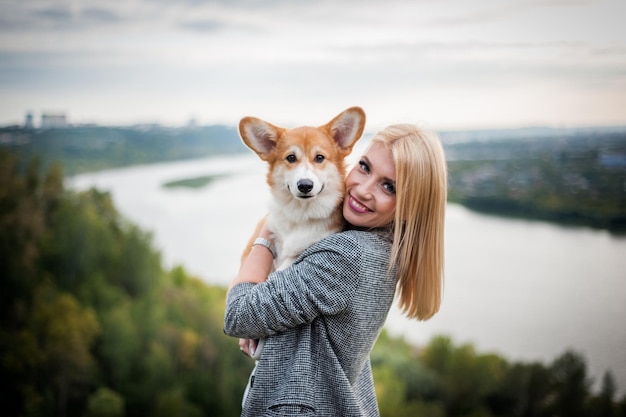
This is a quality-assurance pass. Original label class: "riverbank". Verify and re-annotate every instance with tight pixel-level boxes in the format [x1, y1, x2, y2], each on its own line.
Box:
[3, 124, 625, 232]
[446, 131, 626, 233]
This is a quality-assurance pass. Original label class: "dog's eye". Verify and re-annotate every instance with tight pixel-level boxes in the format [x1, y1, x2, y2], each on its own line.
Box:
[314, 154, 325, 163]
[286, 154, 297, 163]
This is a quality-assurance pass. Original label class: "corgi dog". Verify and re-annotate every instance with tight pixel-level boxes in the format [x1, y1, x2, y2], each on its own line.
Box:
[239, 106, 366, 271]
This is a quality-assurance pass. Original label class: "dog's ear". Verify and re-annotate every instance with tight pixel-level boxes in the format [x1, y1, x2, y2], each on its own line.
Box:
[239, 117, 284, 160]
[323, 107, 366, 153]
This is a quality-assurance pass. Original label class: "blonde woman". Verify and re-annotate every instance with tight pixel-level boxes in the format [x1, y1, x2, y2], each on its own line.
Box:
[224, 124, 447, 416]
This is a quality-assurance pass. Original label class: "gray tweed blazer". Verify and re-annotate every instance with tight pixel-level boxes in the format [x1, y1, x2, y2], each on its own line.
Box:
[224, 228, 397, 417]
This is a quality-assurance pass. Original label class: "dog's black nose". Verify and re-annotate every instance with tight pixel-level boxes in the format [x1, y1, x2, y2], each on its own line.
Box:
[297, 179, 314, 194]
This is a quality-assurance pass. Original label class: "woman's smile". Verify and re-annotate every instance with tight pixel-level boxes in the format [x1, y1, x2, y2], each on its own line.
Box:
[347, 194, 371, 214]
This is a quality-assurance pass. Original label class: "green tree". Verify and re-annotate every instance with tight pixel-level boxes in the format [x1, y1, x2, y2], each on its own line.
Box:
[0, 154, 44, 327]
[152, 386, 202, 417]
[372, 331, 445, 417]
[489, 361, 551, 417]
[549, 350, 590, 417]
[420, 335, 507, 416]
[84, 387, 125, 417]
[41, 189, 120, 295]
[29, 284, 101, 416]
[588, 371, 618, 417]
[97, 302, 141, 391]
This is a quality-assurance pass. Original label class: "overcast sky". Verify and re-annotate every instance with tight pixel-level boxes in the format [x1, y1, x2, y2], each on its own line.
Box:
[0, 0, 625, 131]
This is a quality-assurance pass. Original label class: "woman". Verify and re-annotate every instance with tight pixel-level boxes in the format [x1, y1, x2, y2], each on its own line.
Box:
[224, 123, 447, 416]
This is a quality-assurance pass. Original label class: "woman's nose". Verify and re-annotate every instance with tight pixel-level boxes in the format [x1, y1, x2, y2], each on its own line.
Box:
[354, 179, 374, 200]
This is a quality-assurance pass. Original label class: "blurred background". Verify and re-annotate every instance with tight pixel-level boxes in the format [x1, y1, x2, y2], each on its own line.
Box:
[1, 1, 626, 416]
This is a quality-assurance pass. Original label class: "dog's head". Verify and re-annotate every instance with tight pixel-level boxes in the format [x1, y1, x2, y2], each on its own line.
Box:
[239, 107, 366, 204]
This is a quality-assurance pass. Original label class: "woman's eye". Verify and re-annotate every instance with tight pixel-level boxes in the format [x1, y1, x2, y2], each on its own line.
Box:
[358, 160, 370, 173]
[286, 154, 297, 163]
[383, 182, 396, 194]
[314, 154, 325, 163]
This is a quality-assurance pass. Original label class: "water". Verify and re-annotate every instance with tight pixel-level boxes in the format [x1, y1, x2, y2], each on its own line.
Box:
[68, 154, 626, 395]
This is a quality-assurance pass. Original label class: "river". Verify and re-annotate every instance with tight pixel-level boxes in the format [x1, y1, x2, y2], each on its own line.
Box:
[68, 153, 626, 395]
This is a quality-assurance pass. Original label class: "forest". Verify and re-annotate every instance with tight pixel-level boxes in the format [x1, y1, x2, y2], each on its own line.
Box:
[2, 149, 626, 416]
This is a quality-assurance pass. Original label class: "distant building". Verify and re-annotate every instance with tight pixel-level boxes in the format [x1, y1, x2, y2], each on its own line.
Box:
[24, 112, 34, 129]
[41, 112, 68, 128]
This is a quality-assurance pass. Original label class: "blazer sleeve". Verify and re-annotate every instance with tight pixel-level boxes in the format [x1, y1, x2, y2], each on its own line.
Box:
[223, 232, 363, 339]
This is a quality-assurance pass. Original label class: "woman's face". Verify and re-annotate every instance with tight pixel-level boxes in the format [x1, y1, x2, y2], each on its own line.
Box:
[343, 141, 397, 228]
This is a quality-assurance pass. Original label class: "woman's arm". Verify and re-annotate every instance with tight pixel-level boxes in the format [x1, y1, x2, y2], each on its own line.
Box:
[228, 222, 275, 356]
[224, 232, 362, 339]
[228, 223, 274, 290]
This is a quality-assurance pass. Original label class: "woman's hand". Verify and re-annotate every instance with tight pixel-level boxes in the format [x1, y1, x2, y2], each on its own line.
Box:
[239, 338, 258, 357]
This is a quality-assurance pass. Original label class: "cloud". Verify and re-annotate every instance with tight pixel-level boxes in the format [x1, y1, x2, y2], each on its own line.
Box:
[419, 0, 595, 27]
[81, 7, 124, 23]
[0, 0, 624, 128]
[0, 1, 127, 33]
[33, 6, 73, 23]
[178, 18, 230, 32]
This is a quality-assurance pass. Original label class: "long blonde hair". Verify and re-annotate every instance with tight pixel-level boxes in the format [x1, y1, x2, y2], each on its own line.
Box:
[369, 124, 447, 320]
